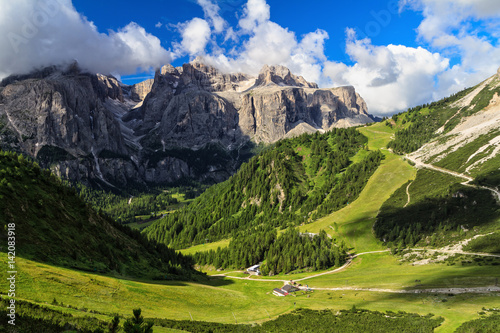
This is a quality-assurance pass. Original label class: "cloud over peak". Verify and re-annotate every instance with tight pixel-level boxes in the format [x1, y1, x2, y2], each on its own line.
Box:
[0, 0, 172, 80]
[1, 0, 498, 116]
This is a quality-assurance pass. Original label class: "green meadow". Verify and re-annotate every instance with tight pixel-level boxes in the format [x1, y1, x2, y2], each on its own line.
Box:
[180, 239, 231, 256]
[299, 123, 416, 253]
[2, 122, 498, 332]
[2, 252, 498, 332]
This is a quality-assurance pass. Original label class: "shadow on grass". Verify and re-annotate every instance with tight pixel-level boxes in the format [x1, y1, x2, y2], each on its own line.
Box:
[375, 184, 500, 249]
[8, 254, 235, 288]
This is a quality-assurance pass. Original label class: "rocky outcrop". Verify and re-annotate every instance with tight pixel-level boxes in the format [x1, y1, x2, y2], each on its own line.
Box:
[94, 74, 124, 102]
[0, 69, 126, 158]
[0, 66, 133, 188]
[255, 65, 318, 88]
[0, 61, 374, 189]
[131, 79, 154, 102]
[136, 61, 372, 150]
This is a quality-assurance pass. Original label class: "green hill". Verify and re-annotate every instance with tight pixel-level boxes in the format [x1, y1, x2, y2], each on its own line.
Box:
[0, 150, 198, 280]
[143, 129, 382, 273]
[144, 128, 381, 248]
[376, 74, 500, 250]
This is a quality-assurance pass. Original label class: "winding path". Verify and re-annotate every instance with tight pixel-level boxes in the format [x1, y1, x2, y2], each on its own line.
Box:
[405, 155, 500, 204]
[213, 246, 500, 295]
[213, 250, 390, 283]
[403, 181, 412, 208]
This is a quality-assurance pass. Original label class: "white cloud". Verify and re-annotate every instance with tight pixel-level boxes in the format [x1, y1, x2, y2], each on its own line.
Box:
[401, 0, 500, 103]
[197, 0, 226, 33]
[238, 0, 270, 32]
[241, 22, 297, 71]
[0, 0, 172, 80]
[155, 22, 162, 28]
[176, 0, 328, 85]
[174, 17, 211, 56]
[324, 31, 449, 114]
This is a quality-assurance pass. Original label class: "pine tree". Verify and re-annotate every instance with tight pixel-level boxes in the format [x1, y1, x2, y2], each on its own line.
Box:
[123, 308, 153, 333]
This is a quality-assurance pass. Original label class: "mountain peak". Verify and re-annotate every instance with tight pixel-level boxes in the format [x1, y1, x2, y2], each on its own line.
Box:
[255, 64, 318, 88]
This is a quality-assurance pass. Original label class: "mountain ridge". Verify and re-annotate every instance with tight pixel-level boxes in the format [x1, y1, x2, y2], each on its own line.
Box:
[0, 61, 374, 189]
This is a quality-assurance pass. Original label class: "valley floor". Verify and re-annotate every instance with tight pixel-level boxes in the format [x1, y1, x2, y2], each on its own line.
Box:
[3, 122, 499, 332]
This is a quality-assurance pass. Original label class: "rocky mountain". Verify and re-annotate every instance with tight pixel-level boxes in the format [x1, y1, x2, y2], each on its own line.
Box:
[0, 61, 374, 189]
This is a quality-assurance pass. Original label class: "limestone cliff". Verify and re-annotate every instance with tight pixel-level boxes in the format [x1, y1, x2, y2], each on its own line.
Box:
[131, 79, 154, 102]
[0, 61, 374, 188]
[0, 65, 138, 188]
[135, 62, 372, 151]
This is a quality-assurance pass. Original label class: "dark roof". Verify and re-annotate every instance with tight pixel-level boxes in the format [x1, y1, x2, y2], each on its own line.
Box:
[273, 288, 286, 295]
[281, 285, 298, 292]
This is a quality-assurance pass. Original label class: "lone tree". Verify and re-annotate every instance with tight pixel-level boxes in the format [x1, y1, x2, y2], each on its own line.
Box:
[123, 308, 153, 333]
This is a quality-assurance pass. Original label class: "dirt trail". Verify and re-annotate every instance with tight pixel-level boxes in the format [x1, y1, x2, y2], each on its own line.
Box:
[405, 232, 500, 265]
[405, 155, 500, 204]
[403, 181, 412, 208]
[306, 286, 500, 295]
[214, 246, 500, 295]
[215, 250, 390, 284]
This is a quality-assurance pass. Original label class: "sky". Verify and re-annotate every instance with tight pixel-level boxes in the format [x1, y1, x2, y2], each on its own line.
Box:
[0, 0, 499, 116]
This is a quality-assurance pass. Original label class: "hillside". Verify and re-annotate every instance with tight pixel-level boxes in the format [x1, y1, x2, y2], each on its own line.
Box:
[144, 128, 382, 273]
[144, 128, 381, 246]
[376, 71, 500, 251]
[0, 150, 198, 280]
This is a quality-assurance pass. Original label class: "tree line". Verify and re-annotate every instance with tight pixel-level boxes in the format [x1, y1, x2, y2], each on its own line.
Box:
[192, 227, 348, 275]
[143, 129, 382, 250]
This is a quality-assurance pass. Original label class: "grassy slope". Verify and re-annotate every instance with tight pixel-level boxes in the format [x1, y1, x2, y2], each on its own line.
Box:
[0, 151, 196, 280]
[180, 239, 231, 256]
[299, 123, 416, 253]
[2, 253, 497, 332]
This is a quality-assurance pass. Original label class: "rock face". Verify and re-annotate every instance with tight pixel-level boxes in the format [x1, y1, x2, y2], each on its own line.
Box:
[255, 65, 318, 88]
[134, 61, 372, 150]
[131, 79, 154, 102]
[0, 65, 137, 188]
[0, 61, 374, 188]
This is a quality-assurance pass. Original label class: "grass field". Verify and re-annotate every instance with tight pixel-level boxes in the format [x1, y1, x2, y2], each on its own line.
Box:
[298, 123, 416, 253]
[180, 239, 231, 256]
[2, 253, 498, 332]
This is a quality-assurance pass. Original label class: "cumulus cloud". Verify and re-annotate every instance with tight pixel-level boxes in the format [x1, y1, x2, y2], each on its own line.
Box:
[324, 31, 449, 114]
[175, 0, 329, 85]
[238, 0, 270, 32]
[174, 17, 211, 56]
[0, 0, 172, 80]
[401, 0, 500, 102]
[197, 0, 226, 33]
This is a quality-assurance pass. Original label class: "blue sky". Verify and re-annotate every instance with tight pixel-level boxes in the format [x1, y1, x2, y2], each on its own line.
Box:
[72, 0, 426, 76]
[1, 0, 499, 115]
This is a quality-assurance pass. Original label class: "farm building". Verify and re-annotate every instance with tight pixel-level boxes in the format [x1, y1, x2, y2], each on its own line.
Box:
[273, 288, 286, 297]
[247, 264, 261, 275]
[281, 284, 300, 293]
[272, 284, 300, 297]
